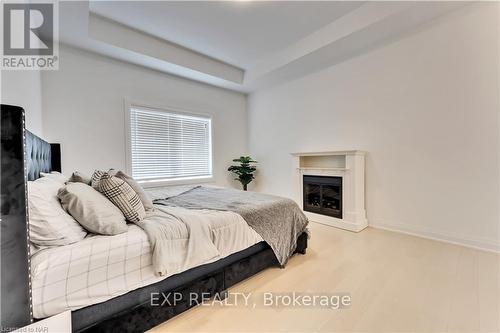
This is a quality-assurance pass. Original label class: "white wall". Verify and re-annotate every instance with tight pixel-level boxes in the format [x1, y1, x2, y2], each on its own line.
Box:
[1, 70, 44, 136]
[42, 45, 248, 188]
[248, 3, 500, 251]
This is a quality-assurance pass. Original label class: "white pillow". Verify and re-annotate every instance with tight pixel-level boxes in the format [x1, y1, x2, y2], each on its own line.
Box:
[58, 183, 128, 235]
[28, 177, 87, 246]
[40, 171, 68, 185]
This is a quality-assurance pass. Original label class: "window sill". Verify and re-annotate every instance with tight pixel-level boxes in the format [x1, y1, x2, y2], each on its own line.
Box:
[138, 176, 214, 188]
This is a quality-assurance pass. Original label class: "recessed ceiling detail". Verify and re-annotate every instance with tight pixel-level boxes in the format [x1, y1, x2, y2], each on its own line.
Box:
[58, 1, 470, 93]
[88, 13, 244, 84]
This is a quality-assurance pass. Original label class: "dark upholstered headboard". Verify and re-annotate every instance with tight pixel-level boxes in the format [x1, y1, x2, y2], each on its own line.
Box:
[1, 105, 32, 330]
[1, 105, 61, 330]
[25, 131, 61, 181]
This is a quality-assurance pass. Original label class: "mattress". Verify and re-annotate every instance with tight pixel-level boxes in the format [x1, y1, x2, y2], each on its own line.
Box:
[31, 208, 262, 319]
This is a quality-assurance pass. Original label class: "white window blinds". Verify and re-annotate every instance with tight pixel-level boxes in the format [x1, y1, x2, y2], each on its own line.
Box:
[129, 106, 212, 182]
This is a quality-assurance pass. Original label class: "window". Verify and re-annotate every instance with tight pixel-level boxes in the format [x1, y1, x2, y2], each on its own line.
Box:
[127, 105, 212, 183]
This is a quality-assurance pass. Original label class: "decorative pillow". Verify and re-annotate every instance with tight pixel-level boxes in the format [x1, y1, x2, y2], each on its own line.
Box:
[114, 171, 154, 211]
[91, 169, 108, 189]
[40, 171, 68, 185]
[28, 177, 87, 246]
[92, 171, 146, 222]
[68, 171, 91, 185]
[58, 183, 127, 235]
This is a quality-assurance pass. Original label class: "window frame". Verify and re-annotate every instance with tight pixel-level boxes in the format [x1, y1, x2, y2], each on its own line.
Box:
[124, 100, 214, 188]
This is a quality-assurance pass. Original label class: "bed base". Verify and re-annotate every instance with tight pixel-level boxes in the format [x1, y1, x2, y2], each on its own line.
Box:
[75, 232, 307, 332]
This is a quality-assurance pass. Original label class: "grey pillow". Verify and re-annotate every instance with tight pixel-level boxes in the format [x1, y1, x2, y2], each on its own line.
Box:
[68, 171, 91, 185]
[92, 172, 146, 222]
[58, 183, 127, 235]
[115, 171, 154, 211]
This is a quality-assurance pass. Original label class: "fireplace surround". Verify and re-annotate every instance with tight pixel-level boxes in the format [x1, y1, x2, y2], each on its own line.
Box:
[292, 150, 367, 232]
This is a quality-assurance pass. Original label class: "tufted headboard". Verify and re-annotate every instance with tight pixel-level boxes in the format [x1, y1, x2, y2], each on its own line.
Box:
[1, 105, 33, 329]
[1, 105, 62, 330]
[25, 131, 61, 181]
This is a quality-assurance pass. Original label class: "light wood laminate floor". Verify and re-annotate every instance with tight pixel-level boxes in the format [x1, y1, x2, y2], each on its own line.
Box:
[151, 222, 500, 332]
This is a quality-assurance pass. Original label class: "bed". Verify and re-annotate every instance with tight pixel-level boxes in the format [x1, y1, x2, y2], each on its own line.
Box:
[1, 104, 308, 332]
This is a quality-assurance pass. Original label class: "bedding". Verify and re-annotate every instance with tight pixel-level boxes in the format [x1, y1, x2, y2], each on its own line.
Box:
[155, 186, 309, 265]
[136, 205, 262, 276]
[31, 208, 262, 318]
[146, 184, 199, 200]
[28, 177, 87, 246]
[58, 183, 128, 235]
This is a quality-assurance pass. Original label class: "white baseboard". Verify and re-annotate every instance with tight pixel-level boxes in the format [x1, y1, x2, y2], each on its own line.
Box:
[369, 220, 500, 254]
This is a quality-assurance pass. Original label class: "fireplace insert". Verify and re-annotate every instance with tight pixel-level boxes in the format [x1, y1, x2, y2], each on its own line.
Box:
[303, 175, 342, 219]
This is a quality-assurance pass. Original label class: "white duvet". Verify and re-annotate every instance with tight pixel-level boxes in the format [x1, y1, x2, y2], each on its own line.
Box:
[31, 205, 262, 319]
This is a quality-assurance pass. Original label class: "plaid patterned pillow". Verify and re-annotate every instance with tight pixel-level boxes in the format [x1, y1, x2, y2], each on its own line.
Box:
[91, 169, 105, 189]
[92, 170, 146, 222]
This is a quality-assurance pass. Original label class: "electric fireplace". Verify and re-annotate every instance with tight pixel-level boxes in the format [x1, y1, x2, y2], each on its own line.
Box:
[293, 150, 367, 232]
[303, 175, 342, 219]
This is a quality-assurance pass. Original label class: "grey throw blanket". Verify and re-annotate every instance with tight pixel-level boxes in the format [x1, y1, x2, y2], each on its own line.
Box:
[154, 186, 309, 266]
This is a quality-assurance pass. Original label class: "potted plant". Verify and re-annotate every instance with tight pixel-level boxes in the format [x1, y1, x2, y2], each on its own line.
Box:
[228, 156, 257, 191]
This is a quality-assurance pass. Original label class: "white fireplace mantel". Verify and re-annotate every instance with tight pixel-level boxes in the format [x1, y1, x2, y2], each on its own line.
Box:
[291, 150, 368, 232]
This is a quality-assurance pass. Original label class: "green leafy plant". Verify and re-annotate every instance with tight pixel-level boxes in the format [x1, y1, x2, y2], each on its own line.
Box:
[228, 156, 258, 191]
